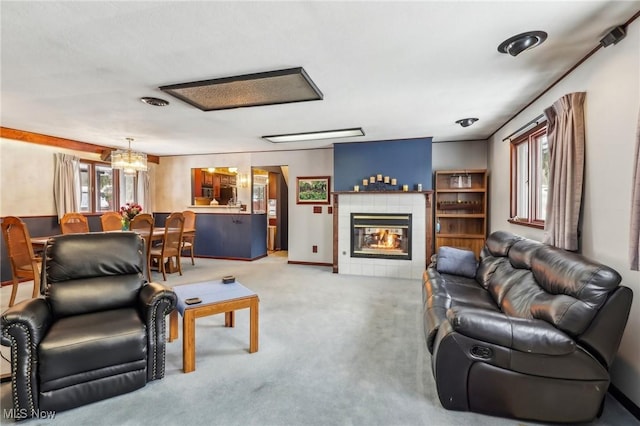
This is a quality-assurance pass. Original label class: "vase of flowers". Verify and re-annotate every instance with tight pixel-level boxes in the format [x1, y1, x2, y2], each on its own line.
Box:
[120, 203, 142, 230]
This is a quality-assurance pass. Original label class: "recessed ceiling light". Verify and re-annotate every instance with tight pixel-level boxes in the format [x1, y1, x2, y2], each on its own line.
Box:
[455, 118, 479, 127]
[498, 31, 548, 56]
[263, 128, 365, 143]
[140, 97, 170, 106]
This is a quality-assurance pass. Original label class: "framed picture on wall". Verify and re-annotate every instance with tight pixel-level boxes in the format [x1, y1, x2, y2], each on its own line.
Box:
[296, 176, 331, 204]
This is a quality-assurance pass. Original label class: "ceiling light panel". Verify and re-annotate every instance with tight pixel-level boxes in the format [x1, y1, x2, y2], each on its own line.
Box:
[263, 128, 365, 143]
[159, 67, 323, 111]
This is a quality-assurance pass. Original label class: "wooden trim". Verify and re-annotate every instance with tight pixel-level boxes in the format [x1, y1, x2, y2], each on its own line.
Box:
[1, 277, 30, 287]
[333, 190, 431, 194]
[508, 219, 544, 230]
[332, 193, 339, 273]
[1, 127, 160, 164]
[424, 192, 433, 264]
[287, 261, 333, 267]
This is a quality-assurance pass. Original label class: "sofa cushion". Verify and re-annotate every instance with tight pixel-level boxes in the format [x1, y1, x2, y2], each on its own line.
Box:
[485, 231, 523, 257]
[508, 239, 544, 269]
[475, 256, 506, 289]
[437, 246, 478, 278]
[446, 307, 576, 355]
[530, 246, 622, 335]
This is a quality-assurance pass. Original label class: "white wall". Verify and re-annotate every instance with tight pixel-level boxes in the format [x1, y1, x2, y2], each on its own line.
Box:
[432, 140, 487, 172]
[0, 138, 157, 217]
[0, 138, 97, 216]
[487, 23, 640, 404]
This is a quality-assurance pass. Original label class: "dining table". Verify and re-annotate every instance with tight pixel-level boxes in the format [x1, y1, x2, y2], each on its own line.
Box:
[30, 228, 168, 250]
[29, 227, 194, 275]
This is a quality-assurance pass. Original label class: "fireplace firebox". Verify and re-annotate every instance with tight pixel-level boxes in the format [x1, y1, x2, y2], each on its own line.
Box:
[351, 213, 412, 260]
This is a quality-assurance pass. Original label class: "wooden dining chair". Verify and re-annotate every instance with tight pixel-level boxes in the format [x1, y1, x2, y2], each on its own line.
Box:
[150, 212, 185, 281]
[181, 210, 196, 265]
[100, 211, 123, 231]
[130, 213, 154, 282]
[60, 212, 89, 234]
[1, 216, 42, 307]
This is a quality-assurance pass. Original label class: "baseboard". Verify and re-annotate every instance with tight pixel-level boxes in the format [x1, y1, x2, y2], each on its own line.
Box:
[0, 372, 10, 383]
[1, 278, 28, 287]
[287, 260, 333, 267]
[610, 384, 640, 420]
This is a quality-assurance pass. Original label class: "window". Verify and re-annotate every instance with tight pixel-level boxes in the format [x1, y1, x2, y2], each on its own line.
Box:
[510, 123, 549, 228]
[96, 165, 114, 212]
[79, 160, 137, 213]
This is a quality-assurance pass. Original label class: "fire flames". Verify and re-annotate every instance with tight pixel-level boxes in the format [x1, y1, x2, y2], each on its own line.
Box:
[368, 229, 400, 249]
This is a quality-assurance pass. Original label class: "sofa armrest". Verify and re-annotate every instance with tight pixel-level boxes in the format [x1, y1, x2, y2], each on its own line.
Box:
[446, 307, 575, 356]
[138, 282, 177, 381]
[1, 298, 53, 413]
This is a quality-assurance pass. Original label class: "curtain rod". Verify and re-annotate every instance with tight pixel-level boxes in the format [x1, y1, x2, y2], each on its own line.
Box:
[502, 114, 546, 142]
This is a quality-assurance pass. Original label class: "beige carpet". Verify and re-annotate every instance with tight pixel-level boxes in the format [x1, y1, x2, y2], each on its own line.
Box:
[1, 252, 637, 425]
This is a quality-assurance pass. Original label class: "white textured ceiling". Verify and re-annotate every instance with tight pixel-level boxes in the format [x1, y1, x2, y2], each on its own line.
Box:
[1, 1, 638, 156]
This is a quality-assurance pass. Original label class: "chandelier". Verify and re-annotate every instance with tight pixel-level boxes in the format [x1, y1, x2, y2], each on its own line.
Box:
[111, 138, 147, 175]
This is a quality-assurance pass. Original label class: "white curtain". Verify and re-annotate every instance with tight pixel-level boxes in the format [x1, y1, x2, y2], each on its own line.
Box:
[630, 109, 640, 270]
[53, 153, 80, 221]
[543, 92, 586, 251]
[137, 170, 151, 213]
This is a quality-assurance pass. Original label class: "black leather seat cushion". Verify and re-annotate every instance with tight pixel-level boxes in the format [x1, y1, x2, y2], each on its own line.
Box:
[443, 274, 499, 311]
[39, 308, 146, 389]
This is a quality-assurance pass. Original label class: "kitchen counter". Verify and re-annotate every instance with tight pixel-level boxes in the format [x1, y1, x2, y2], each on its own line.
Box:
[154, 211, 266, 260]
[188, 205, 249, 214]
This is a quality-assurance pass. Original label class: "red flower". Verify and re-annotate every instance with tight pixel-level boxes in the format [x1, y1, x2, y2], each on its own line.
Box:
[120, 203, 143, 221]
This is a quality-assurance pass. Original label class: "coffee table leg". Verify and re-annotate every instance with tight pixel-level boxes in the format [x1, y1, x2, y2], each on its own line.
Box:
[169, 310, 178, 342]
[183, 310, 196, 373]
[225, 311, 235, 327]
[249, 298, 259, 353]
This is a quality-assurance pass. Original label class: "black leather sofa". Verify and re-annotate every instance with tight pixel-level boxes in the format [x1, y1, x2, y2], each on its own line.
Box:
[422, 231, 633, 423]
[1, 232, 177, 419]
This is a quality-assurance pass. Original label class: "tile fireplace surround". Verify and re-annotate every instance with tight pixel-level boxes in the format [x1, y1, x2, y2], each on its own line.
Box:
[333, 191, 433, 279]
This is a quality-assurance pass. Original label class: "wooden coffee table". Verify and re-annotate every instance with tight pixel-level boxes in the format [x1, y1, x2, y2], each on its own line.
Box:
[168, 280, 259, 373]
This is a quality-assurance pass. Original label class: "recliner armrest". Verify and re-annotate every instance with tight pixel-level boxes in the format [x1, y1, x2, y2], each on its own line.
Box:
[446, 307, 575, 356]
[1, 298, 53, 413]
[137, 282, 177, 381]
[1, 298, 52, 347]
[138, 282, 177, 312]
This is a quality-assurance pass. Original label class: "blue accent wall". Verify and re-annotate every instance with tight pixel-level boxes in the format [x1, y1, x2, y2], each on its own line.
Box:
[334, 138, 432, 191]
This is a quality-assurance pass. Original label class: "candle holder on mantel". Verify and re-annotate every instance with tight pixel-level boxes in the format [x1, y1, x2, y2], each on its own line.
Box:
[358, 174, 401, 191]
[367, 182, 398, 191]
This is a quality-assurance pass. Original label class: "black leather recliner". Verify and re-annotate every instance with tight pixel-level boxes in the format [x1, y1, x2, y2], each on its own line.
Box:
[1, 232, 177, 419]
[422, 231, 633, 423]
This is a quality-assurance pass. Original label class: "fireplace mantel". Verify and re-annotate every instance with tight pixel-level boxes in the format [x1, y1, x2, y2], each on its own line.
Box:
[333, 190, 431, 195]
[332, 191, 433, 276]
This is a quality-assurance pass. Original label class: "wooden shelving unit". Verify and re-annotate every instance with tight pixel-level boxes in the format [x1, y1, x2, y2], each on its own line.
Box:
[434, 169, 487, 258]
